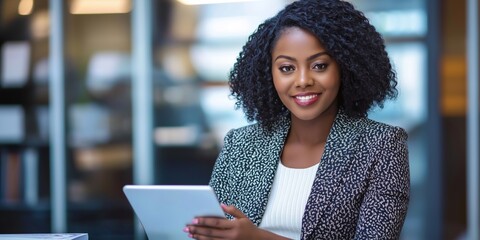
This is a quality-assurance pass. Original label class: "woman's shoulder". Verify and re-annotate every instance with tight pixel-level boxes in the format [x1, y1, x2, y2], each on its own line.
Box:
[231, 122, 263, 134]
[229, 118, 289, 137]
[225, 123, 262, 140]
[364, 117, 406, 132]
[338, 112, 407, 141]
[224, 118, 290, 146]
[356, 117, 408, 142]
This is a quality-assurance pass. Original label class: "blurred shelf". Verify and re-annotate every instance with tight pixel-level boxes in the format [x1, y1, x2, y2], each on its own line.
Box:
[0, 201, 51, 233]
[0, 200, 50, 211]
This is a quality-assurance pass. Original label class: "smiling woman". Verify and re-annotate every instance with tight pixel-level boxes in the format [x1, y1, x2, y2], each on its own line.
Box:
[184, 0, 410, 239]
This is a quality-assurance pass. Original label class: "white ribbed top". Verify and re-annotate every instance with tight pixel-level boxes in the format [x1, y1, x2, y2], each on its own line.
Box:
[259, 161, 319, 239]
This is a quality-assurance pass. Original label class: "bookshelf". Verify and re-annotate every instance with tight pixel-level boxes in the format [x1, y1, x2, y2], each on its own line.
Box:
[1, 0, 137, 236]
[0, 0, 51, 234]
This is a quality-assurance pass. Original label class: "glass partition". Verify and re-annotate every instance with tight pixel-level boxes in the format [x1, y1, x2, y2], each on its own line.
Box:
[63, 0, 134, 238]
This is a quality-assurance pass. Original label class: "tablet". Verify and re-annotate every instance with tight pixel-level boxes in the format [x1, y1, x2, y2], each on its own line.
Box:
[123, 185, 225, 240]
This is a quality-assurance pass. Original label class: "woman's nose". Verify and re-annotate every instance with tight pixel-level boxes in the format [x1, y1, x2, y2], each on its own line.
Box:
[296, 69, 313, 88]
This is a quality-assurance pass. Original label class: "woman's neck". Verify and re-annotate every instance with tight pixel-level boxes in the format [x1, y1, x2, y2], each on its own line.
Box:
[288, 108, 337, 146]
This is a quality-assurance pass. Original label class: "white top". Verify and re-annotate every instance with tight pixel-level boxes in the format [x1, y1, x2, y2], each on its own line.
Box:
[259, 161, 319, 240]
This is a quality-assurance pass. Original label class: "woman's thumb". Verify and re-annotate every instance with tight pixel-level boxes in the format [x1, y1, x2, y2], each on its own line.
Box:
[221, 204, 247, 219]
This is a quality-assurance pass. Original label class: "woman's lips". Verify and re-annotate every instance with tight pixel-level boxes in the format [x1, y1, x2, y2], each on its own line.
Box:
[293, 93, 319, 106]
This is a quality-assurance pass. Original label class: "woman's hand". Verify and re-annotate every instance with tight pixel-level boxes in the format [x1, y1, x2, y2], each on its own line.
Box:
[184, 204, 289, 240]
[184, 204, 260, 239]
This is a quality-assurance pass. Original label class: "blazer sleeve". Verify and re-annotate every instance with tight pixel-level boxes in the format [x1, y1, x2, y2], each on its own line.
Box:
[209, 129, 235, 208]
[354, 127, 410, 239]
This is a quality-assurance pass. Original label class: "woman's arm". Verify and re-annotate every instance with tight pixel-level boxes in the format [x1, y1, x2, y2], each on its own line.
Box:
[354, 127, 410, 239]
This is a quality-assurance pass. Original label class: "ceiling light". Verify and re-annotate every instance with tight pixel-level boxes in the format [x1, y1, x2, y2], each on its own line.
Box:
[18, 0, 34, 15]
[70, 0, 131, 14]
[177, 0, 256, 5]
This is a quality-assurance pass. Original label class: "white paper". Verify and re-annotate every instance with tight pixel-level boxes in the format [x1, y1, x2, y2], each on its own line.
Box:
[0, 106, 24, 142]
[1, 41, 31, 87]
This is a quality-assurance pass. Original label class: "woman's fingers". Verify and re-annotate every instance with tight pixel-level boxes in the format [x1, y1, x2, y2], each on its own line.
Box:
[195, 216, 234, 228]
[185, 206, 254, 239]
[186, 225, 224, 239]
[186, 220, 232, 239]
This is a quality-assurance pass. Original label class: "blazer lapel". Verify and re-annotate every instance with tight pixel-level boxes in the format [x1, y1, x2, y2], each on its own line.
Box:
[249, 118, 291, 225]
[301, 112, 363, 239]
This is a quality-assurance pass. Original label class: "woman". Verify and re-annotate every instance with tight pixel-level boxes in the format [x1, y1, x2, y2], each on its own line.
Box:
[184, 0, 410, 239]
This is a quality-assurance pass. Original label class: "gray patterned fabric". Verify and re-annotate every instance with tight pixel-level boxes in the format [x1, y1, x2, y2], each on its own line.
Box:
[209, 110, 410, 240]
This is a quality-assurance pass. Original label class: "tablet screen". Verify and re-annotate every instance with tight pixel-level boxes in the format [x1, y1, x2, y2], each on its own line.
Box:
[123, 185, 225, 240]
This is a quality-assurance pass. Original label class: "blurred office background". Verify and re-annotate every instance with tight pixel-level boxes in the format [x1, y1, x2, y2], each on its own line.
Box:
[0, 0, 478, 239]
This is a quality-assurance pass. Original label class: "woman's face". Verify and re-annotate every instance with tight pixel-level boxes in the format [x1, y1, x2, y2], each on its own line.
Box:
[271, 27, 341, 122]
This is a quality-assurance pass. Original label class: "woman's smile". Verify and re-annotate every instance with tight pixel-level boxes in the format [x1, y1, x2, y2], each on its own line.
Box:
[293, 93, 320, 106]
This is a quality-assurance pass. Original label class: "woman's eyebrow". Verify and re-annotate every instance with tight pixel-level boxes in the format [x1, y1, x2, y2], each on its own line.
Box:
[274, 55, 295, 62]
[307, 51, 329, 61]
[273, 51, 329, 62]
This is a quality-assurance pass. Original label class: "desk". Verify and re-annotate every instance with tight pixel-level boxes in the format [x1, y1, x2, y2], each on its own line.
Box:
[0, 233, 88, 239]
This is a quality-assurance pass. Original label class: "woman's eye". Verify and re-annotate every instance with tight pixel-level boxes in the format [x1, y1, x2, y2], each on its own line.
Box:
[313, 63, 328, 70]
[279, 65, 295, 72]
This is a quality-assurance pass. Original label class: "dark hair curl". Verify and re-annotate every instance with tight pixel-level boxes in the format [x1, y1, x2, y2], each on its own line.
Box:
[229, 0, 398, 130]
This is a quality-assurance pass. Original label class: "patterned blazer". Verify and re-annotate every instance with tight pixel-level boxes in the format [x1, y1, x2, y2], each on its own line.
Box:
[209, 111, 410, 240]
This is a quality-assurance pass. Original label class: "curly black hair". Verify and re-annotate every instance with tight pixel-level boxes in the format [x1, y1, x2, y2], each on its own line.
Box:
[229, 0, 398, 130]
